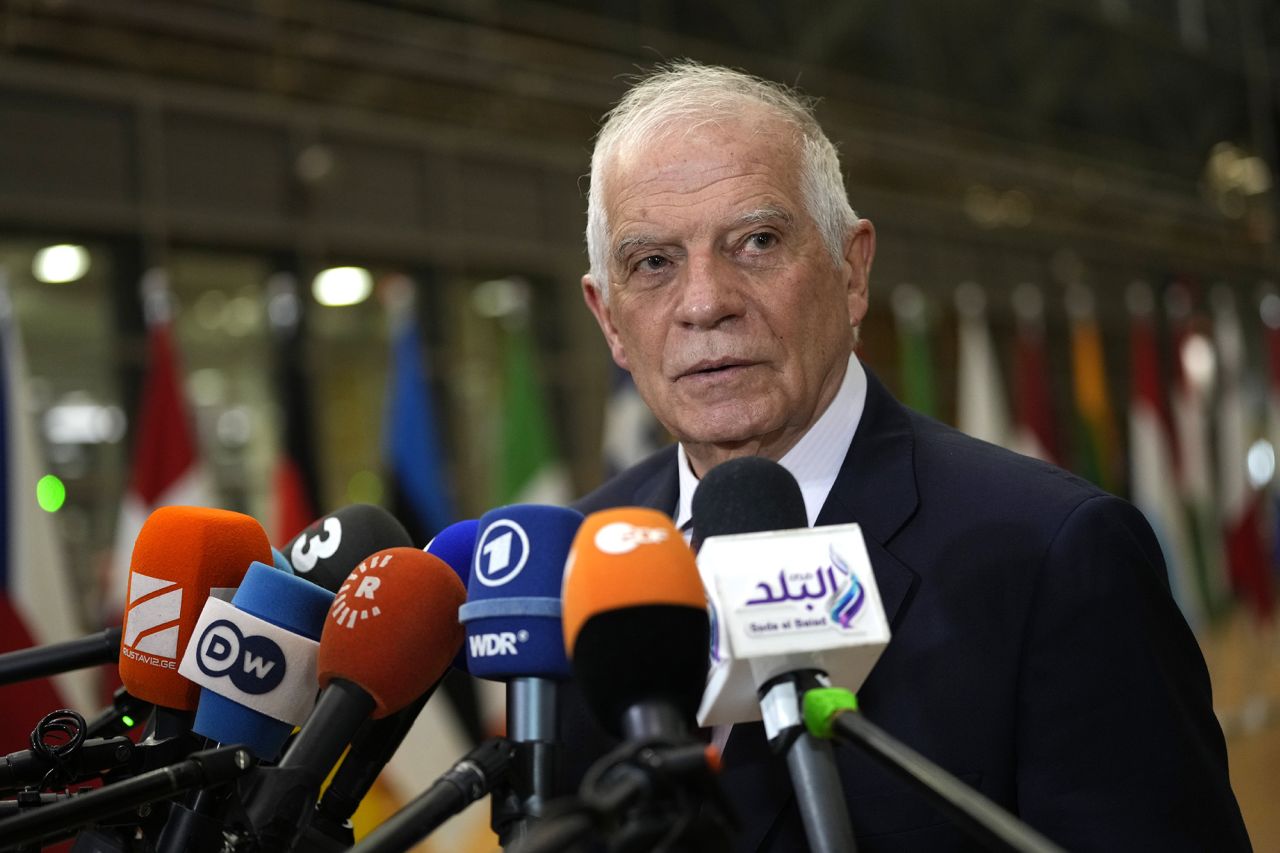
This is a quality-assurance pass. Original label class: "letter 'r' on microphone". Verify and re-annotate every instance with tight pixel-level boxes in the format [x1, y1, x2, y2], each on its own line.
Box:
[561, 508, 710, 739]
[120, 507, 272, 711]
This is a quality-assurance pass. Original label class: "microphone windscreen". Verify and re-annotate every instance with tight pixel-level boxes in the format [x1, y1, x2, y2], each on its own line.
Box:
[562, 508, 709, 737]
[271, 546, 295, 575]
[691, 456, 807, 550]
[425, 519, 479, 672]
[191, 562, 333, 758]
[462, 505, 582, 681]
[120, 507, 270, 711]
[284, 504, 413, 592]
[318, 548, 465, 718]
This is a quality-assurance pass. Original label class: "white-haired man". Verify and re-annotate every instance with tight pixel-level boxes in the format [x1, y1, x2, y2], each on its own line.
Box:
[567, 61, 1249, 852]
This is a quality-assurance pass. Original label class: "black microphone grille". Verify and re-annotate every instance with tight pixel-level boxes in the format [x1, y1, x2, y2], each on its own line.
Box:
[691, 456, 807, 550]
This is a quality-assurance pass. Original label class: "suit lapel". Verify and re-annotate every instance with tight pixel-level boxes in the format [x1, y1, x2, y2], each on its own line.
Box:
[815, 367, 920, 629]
[632, 444, 680, 514]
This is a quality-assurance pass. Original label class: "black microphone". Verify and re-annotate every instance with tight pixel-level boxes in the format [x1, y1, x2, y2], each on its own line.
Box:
[236, 547, 465, 849]
[0, 627, 121, 687]
[283, 504, 413, 593]
[0, 745, 252, 850]
[348, 737, 516, 853]
[0, 736, 135, 795]
[692, 456, 857, 853]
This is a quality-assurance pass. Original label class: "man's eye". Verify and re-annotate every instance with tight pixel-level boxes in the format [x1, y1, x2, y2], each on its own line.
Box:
[636, 255, 668, 272]
[746, 232, 776, 250]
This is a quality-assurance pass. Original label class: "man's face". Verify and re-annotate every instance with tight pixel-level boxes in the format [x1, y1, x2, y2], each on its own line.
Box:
[583, 112, 875, 469]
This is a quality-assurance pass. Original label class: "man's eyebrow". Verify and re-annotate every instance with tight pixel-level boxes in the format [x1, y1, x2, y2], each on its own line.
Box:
[612, 234, 659, 264]
[734, 206, 794, 227]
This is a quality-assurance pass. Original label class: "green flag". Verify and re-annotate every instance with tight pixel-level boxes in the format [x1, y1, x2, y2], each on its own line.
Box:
[496, 321, 572, 506]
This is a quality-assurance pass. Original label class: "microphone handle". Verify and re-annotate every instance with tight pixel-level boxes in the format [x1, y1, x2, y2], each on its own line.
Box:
[828, 711, 1066, 853]
[0, 746, 251, 850]
[0, 627, 121, 686]
[314, 679, 441, 827]
[350, 738, 515, 853]
[244, 679, 376, 847]
[759, 671, 855, 853]
[783, 731, 856, 853]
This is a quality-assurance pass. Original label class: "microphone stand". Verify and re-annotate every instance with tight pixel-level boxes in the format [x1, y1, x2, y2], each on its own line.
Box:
[510, 739, 726, 853]
[803, 688, 1066, 853]
[348, 738, 514, 853]
[0, 746, 252, 850]
[491, 677, 559, 847]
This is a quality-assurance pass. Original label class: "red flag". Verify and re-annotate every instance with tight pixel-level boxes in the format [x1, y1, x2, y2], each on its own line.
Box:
[1212, 286, 1273, 622]
[1128, 282, 1203, 628]
[107, 273, 213, 621]
[267, 273, 319, 544]
[1010, 284, 1059, 465]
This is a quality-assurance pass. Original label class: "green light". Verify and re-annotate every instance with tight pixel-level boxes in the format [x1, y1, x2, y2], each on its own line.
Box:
[35, 475, 66, 512]
[121, 715, 135, 728]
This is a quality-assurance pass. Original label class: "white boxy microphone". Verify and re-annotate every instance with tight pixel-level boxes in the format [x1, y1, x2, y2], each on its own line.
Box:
[696, 522, 890, 735]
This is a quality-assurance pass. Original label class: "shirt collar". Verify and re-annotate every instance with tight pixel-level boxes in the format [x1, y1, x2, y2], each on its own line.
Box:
[674, 353, 867, 533]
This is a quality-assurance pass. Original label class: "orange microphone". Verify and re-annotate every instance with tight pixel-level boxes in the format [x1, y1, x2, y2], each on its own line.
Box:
[561, 508, 709, 741]
[246, 547, 466, 846]
[316, 547, 466, 717]
[119, 506, 271, 713]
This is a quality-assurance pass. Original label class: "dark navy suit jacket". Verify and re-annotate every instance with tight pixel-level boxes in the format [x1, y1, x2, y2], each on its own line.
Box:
[562, 368, 1250, 852]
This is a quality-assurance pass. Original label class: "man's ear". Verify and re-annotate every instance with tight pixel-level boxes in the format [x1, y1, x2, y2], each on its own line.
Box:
[582, 275, 630, 370]
[844, 219, 876, 329]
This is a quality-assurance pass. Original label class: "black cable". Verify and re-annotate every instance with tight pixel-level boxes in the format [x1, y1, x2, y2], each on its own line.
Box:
[28, 709, 86, 791]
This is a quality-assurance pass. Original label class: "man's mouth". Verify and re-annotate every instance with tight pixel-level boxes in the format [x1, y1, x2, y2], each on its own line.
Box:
[678, 358, 755, 379]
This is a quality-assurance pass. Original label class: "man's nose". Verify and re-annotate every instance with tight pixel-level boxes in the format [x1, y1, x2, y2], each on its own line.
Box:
[673, 252, 745, 329]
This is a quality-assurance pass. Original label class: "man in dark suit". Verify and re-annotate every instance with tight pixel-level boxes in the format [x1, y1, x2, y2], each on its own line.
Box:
[564, 60, 1250, 851]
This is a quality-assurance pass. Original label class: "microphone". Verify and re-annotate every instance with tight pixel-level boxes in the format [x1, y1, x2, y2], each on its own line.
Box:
[179, 561, 334, 760]
[347, 737, 516, 853]
[118, 506, 272, 718]
[0, 627, 122, 688]
[516, 507, 729, 853]
[0, 735, 136, 795]
[698, 459, 1065, 853]
[459, 504, 582, 845]
[562, 508, 710, 742]
[692, 456, 867, 853]
[0, 745, 253, 850]
[306, 518, 484, 842]
[157, 562, 332, 853]
[271, 546, 295, 575]
[283, 504, 413, 592]
[427, 519, 479, 673]
[239, 546, 465, 848]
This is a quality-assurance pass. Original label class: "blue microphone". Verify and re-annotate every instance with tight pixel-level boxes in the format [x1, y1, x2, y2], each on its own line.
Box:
[271, 546, 295, 575]
[459, 504, 582, 845]
[462, 505, 580, 681]
[426, 519, 479, 672]
[180, 562, 333, 760]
